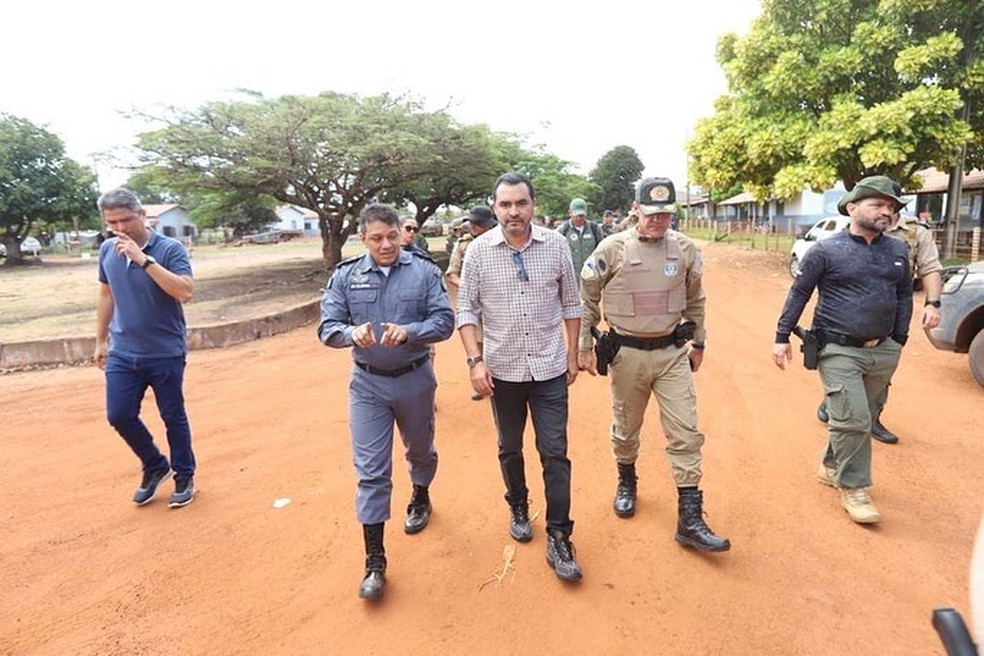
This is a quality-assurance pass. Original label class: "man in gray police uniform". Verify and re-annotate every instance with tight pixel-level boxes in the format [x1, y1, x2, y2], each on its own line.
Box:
[318, 203, 454, 600]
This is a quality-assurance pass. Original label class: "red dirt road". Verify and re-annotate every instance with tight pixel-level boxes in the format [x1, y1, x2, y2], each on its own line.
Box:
[2, 245, 981, 655]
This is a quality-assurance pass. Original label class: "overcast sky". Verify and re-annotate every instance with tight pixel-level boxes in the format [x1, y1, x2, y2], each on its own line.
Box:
[2, 0, 761, 194]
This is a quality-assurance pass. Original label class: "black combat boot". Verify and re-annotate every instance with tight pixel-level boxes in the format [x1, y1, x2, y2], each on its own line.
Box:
[674, 487, 730, 553]
[359, 522, 387, 600]
[613, 462, 638, 518]
[870, 410, 899, 444]
[404, 484, 432, 534]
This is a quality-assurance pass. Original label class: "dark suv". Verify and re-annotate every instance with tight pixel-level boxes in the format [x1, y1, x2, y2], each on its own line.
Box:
[926, 261, 984, 387]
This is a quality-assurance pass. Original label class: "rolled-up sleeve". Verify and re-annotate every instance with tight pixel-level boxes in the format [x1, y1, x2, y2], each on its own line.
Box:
[455, 241, 481, 330]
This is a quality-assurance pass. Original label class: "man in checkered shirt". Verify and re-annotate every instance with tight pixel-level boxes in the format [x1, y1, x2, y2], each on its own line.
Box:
[456, 171, 584, 583]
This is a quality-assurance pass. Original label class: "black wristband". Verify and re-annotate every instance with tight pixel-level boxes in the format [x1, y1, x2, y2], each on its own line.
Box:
[924, 299, 941, 308]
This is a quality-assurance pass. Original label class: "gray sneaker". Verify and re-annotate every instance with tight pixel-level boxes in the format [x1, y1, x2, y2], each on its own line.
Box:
[546, 530, 582, 582]
[133, 467, 172, 505]
[168, 476, 196, 508]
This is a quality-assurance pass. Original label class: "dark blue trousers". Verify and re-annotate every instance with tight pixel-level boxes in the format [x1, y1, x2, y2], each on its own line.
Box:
[490, 374, 574, 536]
[105, 353, 196, 478]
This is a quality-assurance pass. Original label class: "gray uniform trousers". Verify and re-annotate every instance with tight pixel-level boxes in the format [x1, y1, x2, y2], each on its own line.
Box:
[817, 339, 902, 489]
[349, 361, 438, 525]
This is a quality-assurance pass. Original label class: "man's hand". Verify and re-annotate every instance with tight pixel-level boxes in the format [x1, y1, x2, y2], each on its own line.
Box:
[379, 322, 407, 346]
[688, 347, 704, 373]
[921, 305, 941, 330]
[469, 361, 494, 398]
[352, 322, 377, 348]
[566, 351, 579, 386]
[578, 349, 597, 376]
[772, 343, 792, 370]
[112, 231, 148, 266]
[94, 342, 108, 370]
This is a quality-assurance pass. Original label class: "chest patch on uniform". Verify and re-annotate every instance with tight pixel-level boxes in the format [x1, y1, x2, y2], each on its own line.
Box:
[352, 271, 369, 284]
[350, 282, 378, 290]
[569, 232, 579, 241]
[663, 263, 678, 277]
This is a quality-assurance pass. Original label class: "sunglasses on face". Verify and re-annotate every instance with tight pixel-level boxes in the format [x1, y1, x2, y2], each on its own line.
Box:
[404, 226, 419, 233]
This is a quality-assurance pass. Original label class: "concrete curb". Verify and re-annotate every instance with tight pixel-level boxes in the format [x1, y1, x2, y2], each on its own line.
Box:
[1, 299, 321, 372]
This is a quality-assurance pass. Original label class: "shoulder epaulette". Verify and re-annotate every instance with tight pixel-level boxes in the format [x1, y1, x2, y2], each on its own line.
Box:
[335, 254, 364, 269]
[409, 248, 436, 263]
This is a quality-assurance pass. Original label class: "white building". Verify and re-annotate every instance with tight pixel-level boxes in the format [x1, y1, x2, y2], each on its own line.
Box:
[143, 204, 197, 241]
[272, 205, 320, 236]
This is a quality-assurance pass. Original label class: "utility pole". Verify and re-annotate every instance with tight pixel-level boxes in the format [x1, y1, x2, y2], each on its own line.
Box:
[944, 1, 979, 259]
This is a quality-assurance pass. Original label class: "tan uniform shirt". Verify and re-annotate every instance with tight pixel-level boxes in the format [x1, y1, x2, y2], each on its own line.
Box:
[886, 218, 942, 278]
[579, 228, 706, 351]
[446, 233, 473, 279]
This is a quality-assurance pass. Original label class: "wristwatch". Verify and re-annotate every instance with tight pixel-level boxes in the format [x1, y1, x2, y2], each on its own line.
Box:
[141, 255, 157, 270]
[925, 299, 941, 308]
[466, 355, 484, 368]
[691, 341, 706, 350]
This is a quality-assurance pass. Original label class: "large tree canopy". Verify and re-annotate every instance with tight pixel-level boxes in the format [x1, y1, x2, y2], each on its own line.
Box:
[0, 114, 98, 265]
[589, 145, 644, 214]
[135, 91, 522, 268]
[688, 0, 983, 199]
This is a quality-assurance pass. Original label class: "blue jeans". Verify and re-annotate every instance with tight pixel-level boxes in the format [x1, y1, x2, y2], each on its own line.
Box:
[105, 353, 196, 478]
[490, 374, 574, 536]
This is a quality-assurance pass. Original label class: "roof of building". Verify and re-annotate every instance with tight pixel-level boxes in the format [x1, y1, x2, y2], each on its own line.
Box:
[914, 168, 984, 193]
[718, 191, 757, 205]
[142, 204, 183, 217]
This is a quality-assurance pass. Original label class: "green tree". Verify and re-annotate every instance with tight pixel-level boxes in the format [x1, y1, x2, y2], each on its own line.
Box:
[589, 145, 644, 214]
[381, 120, 523, 224]
[136, 91, 456, 268]
[688, 0, 982, 199]
[514, 150, 599, 220]
[0, 114, 98, 266]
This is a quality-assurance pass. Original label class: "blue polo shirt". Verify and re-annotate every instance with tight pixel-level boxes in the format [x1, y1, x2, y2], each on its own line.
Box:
[98, 231, 192, 357]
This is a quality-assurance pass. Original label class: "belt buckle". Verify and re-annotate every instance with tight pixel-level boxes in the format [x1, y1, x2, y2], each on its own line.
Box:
[863, 338, 880, 348]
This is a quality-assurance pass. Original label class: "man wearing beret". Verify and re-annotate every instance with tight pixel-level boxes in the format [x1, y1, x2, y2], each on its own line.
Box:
[773, 175, 913, 524]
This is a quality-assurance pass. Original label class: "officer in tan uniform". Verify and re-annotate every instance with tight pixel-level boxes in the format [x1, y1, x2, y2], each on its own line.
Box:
[815, 201, 943, 443]
[446, 206, 496, 401]
[579, 177, 730, 553]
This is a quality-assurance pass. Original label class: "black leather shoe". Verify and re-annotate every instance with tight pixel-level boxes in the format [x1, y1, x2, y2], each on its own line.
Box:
[817, 401, 829, 423]
[871, 419, 899, 444]
[509, 503, 533, 543]
[404, 484, 432, 534]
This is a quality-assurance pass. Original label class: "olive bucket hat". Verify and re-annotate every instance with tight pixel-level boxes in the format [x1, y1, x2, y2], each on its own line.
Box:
[837, 176, 907, 216]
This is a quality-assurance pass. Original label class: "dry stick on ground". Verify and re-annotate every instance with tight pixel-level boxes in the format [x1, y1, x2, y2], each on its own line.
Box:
[477, 508, 542, 591]
[478, 545, 517, 591]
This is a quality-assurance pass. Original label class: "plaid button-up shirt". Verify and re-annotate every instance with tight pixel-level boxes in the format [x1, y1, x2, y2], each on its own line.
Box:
[456, 225, 581, 382]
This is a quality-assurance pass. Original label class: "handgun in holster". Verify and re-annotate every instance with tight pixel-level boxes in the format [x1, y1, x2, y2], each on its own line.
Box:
[590, 326, 620, 376]
[673, 321, 697, 347]
[792, 326, 820, 370]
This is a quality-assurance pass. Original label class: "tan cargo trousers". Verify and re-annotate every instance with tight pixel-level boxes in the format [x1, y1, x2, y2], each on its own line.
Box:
[608, 344, 704, 486]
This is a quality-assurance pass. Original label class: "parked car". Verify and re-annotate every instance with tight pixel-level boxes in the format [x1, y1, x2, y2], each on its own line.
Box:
[419, 217, 445, 237]
[788, 216, 850, 277]
[926, 261, 984, 388]
[0, 236, 43, 258]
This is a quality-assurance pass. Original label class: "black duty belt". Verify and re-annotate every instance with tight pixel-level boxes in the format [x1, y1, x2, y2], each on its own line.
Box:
[355, 355, 430, 377]
[610, 330, 676, 351]
[819, 330, 887, 349]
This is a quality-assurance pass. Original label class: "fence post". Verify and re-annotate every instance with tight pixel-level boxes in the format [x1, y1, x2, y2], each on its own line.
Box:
[972, 226, 981, 263]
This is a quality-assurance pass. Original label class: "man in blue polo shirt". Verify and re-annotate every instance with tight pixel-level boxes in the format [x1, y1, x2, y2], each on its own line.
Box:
[95, 188, 198, 508]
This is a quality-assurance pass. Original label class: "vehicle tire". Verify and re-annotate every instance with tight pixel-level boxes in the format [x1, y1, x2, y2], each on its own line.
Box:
[969, 330, 984, 388]
[789, 256, 801, 278]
